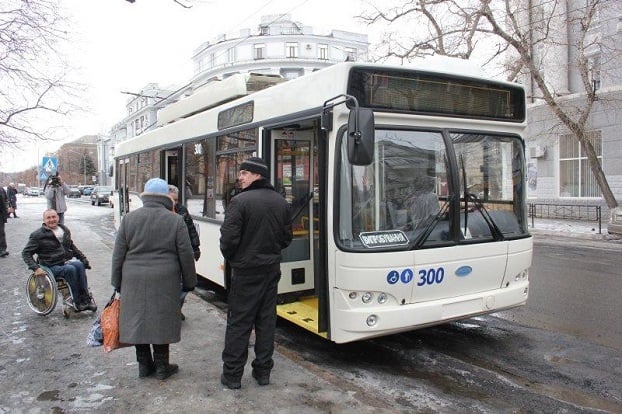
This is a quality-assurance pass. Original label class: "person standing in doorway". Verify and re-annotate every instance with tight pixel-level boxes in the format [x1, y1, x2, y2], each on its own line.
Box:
[7, 183, 18, 218]
[168, 184, 201, 321]
[44, 174, 71, 225]
[219, 157, 292, 389]
[0, 186, 9, 257]
[111, 178, 197, 380]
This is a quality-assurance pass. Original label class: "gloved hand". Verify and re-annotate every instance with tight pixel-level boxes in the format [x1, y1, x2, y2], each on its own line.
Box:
[182, 286, 195, 292]
[193, 249, 201, 261]
[83, 261, 92, 270]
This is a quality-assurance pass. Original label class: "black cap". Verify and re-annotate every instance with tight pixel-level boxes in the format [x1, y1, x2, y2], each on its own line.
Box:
[240, 157, 268, 177]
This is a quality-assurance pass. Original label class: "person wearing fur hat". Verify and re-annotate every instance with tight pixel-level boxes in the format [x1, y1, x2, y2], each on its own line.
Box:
[219, 157, 293, 389]
[111, 177, 197, 380]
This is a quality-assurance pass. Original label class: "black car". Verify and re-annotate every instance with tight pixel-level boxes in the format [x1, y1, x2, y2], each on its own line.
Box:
[90, 186, 113, 206]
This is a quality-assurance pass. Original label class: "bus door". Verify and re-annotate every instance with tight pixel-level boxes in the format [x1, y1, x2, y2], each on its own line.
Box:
[163, 149, 181, 190]
[271, 129, 316, 298]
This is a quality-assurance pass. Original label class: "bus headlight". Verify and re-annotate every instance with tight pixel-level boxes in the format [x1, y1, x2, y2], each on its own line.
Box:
[366, 314, 378, 326]
[362, 292, 373, 303]
[377, 293, 387, 304]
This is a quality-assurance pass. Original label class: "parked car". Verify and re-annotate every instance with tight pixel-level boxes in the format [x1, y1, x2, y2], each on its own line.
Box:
[26, 187, 41, 197]
[90, 186, 113, 206]
[81, 186, 94, 196]
[67, 186, 82, 198]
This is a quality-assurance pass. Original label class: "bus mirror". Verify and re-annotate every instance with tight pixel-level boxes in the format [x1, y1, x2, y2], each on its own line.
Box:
[321, 109, 332, 131]
[108, 165, 114, 177]
[347, 107, 375, 165]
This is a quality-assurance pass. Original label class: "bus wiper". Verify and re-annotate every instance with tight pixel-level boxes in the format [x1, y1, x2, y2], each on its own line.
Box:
[411, 200, 450, 249]
[460, 154, 469, 236]
[466, 192, 504, 240]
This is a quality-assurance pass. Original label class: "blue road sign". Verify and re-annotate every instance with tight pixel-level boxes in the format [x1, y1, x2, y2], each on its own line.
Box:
[42, 157, 58, 174]
[40, 172, 48, 180]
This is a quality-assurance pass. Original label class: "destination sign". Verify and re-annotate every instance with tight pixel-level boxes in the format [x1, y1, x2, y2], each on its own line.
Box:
[359, 230, 409, 248]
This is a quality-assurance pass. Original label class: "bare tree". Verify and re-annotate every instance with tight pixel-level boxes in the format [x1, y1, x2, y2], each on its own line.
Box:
[0, 0, 79, 150]
[359, 0, 620, 210]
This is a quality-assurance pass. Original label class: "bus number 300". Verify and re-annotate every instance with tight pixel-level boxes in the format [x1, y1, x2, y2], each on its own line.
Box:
[417, 267, 445, 286]
[386, 267, 445, 285]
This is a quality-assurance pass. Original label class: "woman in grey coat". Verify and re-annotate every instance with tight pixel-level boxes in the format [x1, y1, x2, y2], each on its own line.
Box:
[111, 178, 197, 380]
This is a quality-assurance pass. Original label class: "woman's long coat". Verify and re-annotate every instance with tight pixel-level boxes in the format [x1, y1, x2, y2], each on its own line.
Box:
[111, 193, 197, 345]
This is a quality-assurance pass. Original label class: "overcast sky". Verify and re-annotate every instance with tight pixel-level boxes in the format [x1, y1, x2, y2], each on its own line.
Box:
[4, 0, 373, 172]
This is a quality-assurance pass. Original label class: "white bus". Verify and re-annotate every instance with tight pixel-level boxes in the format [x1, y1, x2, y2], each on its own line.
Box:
[113, 61, 531, 344]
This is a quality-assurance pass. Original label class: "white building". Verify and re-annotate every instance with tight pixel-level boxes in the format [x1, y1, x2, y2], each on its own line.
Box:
[105, 14, 368, 180]
[518, 0, 622, 217]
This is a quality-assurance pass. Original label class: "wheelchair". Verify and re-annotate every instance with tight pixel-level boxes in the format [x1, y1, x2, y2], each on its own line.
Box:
[26, 265, 95, 318]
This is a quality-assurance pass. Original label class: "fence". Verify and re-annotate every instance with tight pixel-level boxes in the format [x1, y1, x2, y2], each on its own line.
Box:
[528, 203, 602, 234]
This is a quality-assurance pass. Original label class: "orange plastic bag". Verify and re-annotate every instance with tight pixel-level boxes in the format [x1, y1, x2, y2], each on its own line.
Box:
[101, 293, 129, 352]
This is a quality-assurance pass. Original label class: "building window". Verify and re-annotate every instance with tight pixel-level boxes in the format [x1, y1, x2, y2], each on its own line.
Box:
[227, 47, 235, 63]
[210, 53, 216, 67]
[254, 44, 265, 60]
[589, 55, 601, 91]
[318, 44, 328, 60]
[344, 47, 356, 61]
[286, 42, 298, 58]
[559, 131, 602, 197]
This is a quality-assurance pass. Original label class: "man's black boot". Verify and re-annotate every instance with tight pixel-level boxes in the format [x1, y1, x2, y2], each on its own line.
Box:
[220, 373, 241, 389]
[153, 344, 178, 380]
[135, 345, 155, 378]
[252, 369, 270, 386]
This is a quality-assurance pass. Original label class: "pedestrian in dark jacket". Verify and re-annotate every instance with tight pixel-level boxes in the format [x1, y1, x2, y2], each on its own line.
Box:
[7, 183, 18, 218]
[111, 178, 197, 380]
[0, 186, 9, 257]
[22, 209, 96, 311]
[168, 184, 201, 320]
[219, 157, 292, 389]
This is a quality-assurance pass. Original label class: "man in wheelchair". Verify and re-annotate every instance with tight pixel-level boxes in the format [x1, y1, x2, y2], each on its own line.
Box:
[22, 209, 97, 312]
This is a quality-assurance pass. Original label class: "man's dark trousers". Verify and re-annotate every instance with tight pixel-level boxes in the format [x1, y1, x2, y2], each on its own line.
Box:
[49, 261, 88, 305]
[0, 219, 6, 253]
[222, 269, 280, 381]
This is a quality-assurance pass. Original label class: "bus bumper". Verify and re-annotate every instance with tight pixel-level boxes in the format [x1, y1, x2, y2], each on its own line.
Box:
[330, 281, 529, 344]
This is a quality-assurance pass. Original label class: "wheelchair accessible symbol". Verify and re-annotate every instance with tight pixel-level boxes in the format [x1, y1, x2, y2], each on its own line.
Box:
[386, 269, 414, 285]
[387, 270, 399, 285]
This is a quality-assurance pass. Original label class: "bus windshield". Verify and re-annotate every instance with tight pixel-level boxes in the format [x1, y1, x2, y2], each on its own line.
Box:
[337, 129, 528, 250]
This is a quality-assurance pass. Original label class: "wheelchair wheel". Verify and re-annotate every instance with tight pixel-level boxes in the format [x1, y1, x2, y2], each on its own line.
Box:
[26, 269, 58, 316]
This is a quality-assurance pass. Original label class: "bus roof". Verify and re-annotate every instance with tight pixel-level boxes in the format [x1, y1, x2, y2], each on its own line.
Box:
[115, 61, 523, 158]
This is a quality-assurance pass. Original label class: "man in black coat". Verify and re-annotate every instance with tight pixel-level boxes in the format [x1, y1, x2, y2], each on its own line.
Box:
[219, 157, 292, 389]
[22, 209, 96, 311]
[168, 184, 201, 321]
[0, 186, 8, 257]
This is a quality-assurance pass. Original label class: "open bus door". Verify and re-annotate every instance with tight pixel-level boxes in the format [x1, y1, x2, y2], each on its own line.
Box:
[270, 123, 328, 338]
[163, 149, 182, 193]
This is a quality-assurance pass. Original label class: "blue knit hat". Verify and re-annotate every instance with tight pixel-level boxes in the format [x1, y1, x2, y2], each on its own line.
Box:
[143, 178, 169, 195]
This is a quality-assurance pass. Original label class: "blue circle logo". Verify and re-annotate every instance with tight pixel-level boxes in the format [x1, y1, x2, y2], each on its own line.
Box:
[387, 270, 399, 284]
